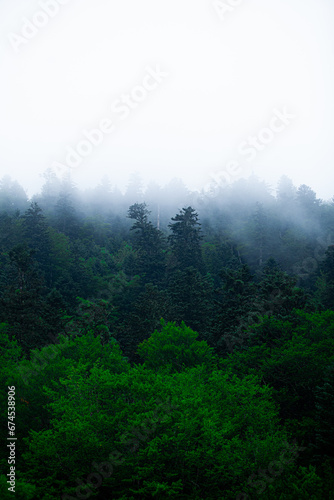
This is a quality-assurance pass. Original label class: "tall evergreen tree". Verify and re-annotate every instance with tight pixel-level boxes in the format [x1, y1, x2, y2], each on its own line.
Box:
[167, 267, 214, 335]
[209, 264, 257, 353]
[255, 258, 309, 319]
[127, 203, 166, 284]
[318, 245, 334, 309]
[22, 202, 52, 285]
[0, 245, 49, 351]
[168, 206, 204, 272]
[0, 176, 28, 213]
[314, 365, 334, 463]
[55, 192, 79, 238]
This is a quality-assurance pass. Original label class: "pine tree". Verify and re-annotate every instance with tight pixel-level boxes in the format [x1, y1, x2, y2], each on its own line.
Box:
[318, 245, 334, 309]
[314, 365, 334, 463]
[55, 192, 79, 238]
[0, 176, 28, 213]
[209, 264, 257, 353]
[167, 267, 214, 335]
[127, 203, 166, 284]
[255, 258, 308, 319]
[168, 206, 204, 272]
[0, 245, 48, 351]
[22, 202, 52, 285]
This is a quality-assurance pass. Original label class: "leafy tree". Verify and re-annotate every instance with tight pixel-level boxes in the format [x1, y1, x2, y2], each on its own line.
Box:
[20, 351, 291, 499]
[138, 320, 216, 372]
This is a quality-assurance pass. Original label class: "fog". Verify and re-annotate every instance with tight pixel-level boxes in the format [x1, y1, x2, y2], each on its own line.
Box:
[0, 0, 334, 199]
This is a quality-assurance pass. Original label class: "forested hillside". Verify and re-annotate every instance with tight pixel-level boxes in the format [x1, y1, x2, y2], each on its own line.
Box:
[1, 171, 334, 499]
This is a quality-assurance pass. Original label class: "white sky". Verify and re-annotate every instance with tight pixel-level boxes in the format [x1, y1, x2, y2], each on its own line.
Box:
[0, 0, 333, 199]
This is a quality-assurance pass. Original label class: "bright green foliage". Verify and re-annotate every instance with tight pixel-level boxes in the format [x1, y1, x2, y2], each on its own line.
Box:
[21, 356, 290, 499]
[0, 475, 36, 499]
[2, 331, 129, 475]
[137, 320, 216, 372]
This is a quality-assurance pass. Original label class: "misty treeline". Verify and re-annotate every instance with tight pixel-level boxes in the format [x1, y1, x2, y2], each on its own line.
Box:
[0, 170, 334, 499]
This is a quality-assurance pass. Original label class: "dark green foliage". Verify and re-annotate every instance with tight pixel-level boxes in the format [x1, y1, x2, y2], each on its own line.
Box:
[22, 202, 52, 285]
[209, 264, 257, 353]
[0, 174, 334, 498]
[127, 203, 166, 284]
[0, 245, 49, 351]
[167, 267, 214, 334]
[123, 284, 171, 362]
[256, 258, 309, 318]
[168, 206, 204, 272]
[65, 297, 116, 344]
[314, 365, 334, 463]
[221, 310, 334, 446]
[318, 245, 334, 309]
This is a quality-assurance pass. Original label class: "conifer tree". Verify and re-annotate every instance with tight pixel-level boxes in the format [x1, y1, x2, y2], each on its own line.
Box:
[127, 203, 166, 284]
[319, 245, 334, 309]
[168, 206, 204, 272]
[22, 202, 52, 285]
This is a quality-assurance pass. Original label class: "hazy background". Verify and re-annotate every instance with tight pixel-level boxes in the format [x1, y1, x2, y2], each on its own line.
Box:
[0, 0, 333, 199]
